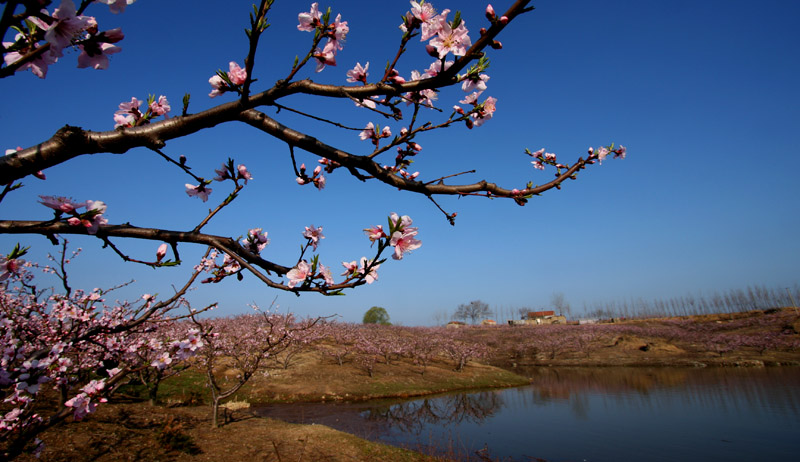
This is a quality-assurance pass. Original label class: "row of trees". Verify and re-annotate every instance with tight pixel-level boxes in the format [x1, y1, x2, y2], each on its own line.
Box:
[581, 285, 800, 320]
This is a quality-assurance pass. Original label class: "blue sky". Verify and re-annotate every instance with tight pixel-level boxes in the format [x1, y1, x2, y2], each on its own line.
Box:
[1, 0, 798, 325]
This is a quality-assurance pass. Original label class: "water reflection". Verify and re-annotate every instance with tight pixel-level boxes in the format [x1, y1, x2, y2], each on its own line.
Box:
[362, 391, 504, 435]
[511, 366, 800, 421]
[255, 367, 800, 461]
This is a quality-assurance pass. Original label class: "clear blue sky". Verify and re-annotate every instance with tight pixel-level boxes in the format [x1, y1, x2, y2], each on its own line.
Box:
[2, 0, 798, 325]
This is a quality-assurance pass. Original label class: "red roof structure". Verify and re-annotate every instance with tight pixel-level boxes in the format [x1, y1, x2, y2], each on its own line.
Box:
[528, 310, 555, 318]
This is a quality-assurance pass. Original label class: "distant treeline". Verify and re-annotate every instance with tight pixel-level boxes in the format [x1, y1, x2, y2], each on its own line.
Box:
[581, 284, 800, 320]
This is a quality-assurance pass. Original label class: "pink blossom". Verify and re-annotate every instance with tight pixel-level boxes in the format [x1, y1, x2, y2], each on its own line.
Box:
[116, 97, 142, 117]
[313, 174, 326, 190]
[148, 95, 170, 116]
[355, 97, 377, 109]
[0, 257, 22, 282]
[297, 3, 321, 32]
[390, 229, 422, 260]
[341, 260, 358, 277]
[302, 225, 325, 250]
[595, 147, 610, 163]
[422, 59, 453, 78]
[242, 228, 269, 254]
[45, 1, 93, 55]
[99, 27, 125, 43]
[429, 12, 471, 58]
[227, 61, 247, 85]
[346, 62, 369, 83]
[471, 96, 497, 127]
[83, 200, 108, 234]
[405, 70, 438, 106]
[185, 183, 212, 202]
[359, 257, 380, 284]
[77, 42, 121, 69]
[313, 42, 337, 72]
[96, 0, 137, 14]
[389, 212, 415, 232]
[461, 72, 490, 93]
[113, 113, 134, 128]
[615, 145, 627, 159]
[64, 393, 95, 420]
[213, 163, 231, 181]
[363, 225, 386, 244]
[329, 14, 349, 50]
[544, 152, 556, 161]
[460, 92, 481, 105]
[39, 195, 84, 213]
[208, 74, 226, 98]
[360, 122, 376, 141]
[237, 164, 252, 183]
[156, 243, 168, 263]
[411, 3, 444, 41]
[286, 261, 310, 288]
[532, 160, 545, 170]
[222, 253, 240, 273]
[2, 43, 58, 78]
[319, 264, 334, 285]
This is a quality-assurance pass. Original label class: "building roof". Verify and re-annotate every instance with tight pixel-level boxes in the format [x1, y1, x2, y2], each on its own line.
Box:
[528, 310, 555, 318]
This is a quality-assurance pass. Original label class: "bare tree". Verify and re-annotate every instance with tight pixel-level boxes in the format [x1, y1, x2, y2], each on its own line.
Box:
[551, 292, 571, 319]
[454, 300, 491, 324]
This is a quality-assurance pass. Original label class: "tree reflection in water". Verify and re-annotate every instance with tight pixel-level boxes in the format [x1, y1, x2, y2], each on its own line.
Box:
[361, 390, 504, 435]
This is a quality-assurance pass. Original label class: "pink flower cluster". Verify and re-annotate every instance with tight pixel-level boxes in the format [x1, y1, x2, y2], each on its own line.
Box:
[242, 228, 269, 255]
[113, 95, 171, 128]
[587, 145, 627, 164]
[186, 162, 252, 202]
[297, 3, 349, 72]
[340, 257, 380, 285]
[400, 1, 472, 59]
[359, 122, 392, 147]
[287, 260, 335, 288]
[456, 91, 497, 128]
[387, 212, 422, 260]
[526, 148, 565, 171]
[2, 0, 130, 79]
[209, 61, 248, 98]
[302, 225, 325, 250]
[39, 195, 108, 234]
[64, 379, 107, 421]
[296, 163, 326, 190]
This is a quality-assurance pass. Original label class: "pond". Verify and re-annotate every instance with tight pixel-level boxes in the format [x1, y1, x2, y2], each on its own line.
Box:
[254, 366, 800, 461]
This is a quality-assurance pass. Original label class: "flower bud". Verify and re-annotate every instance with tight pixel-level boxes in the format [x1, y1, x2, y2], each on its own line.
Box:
[156, 243, 168, 263]
[486, 5, 496, 20]
[490, 40, 503, 49]
[500, 16, 509, 25]
[425, 44, 438, 58]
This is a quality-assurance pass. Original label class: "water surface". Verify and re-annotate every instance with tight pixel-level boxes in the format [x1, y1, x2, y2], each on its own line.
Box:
[255, 367, 800, 461]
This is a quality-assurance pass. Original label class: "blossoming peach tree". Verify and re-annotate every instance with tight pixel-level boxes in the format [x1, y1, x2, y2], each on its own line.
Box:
[0, 0, 625, 457]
